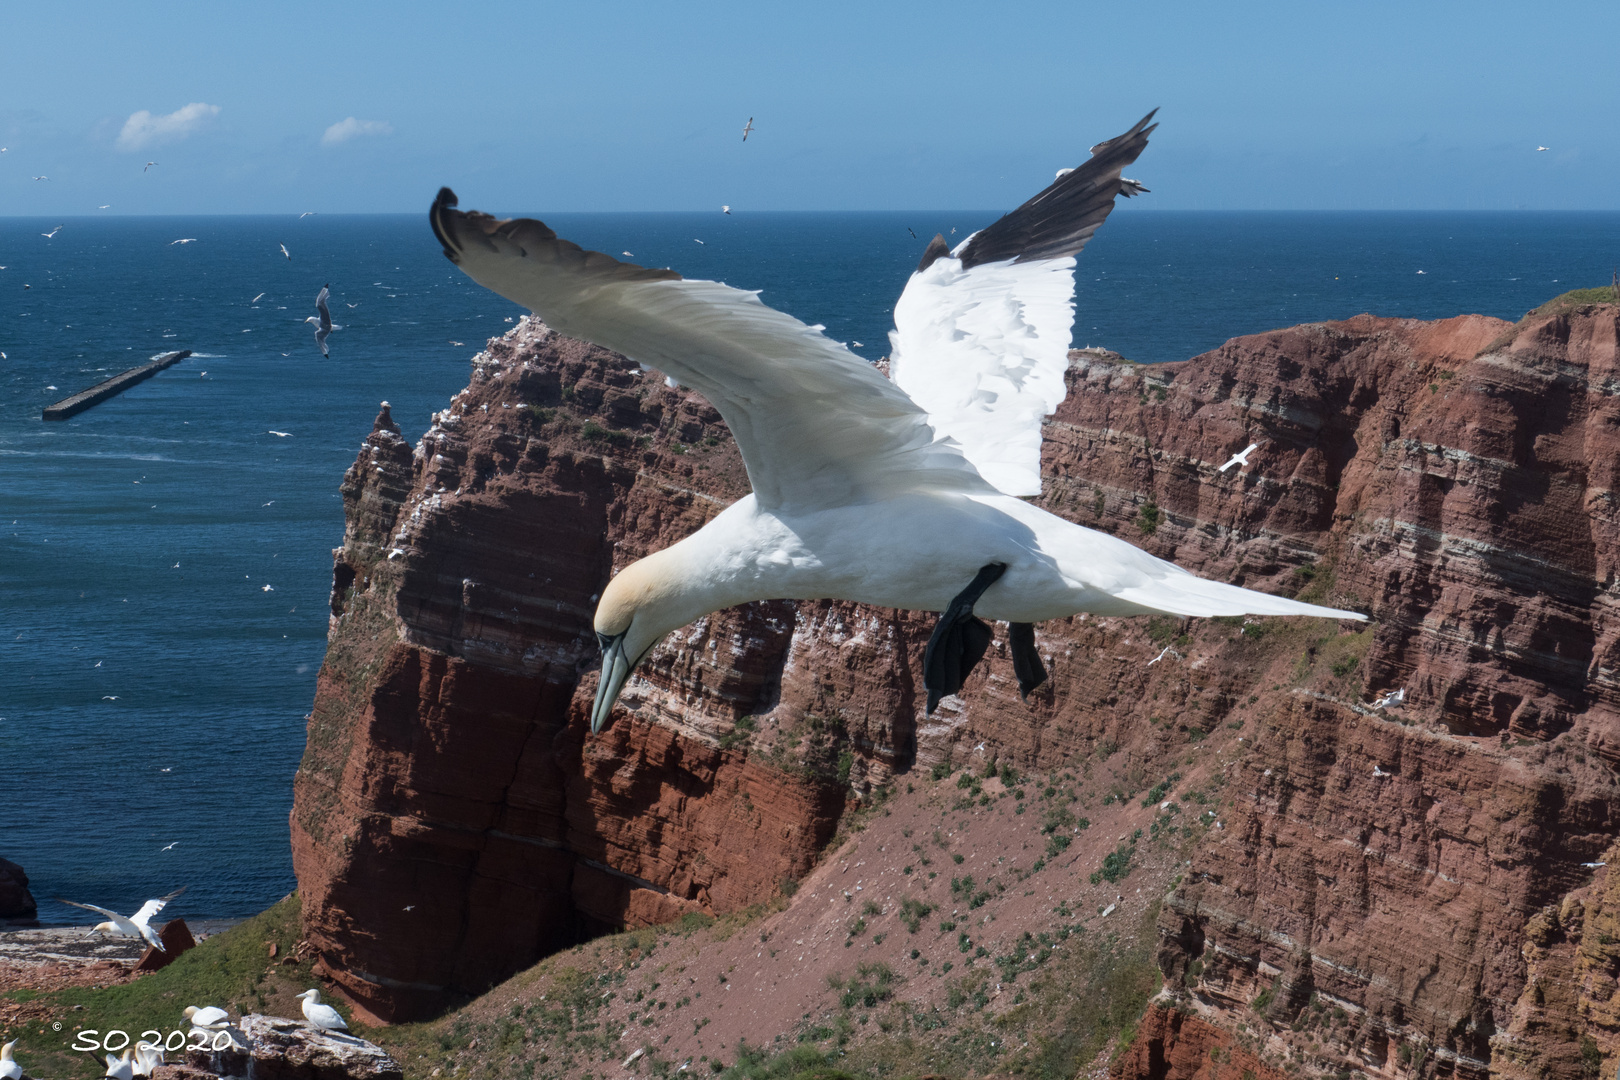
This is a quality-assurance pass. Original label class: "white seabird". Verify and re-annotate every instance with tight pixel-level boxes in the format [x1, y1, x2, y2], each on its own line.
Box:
[1, 1040, 23, 1080]
[132, 1043, 163, 1077]
[55, 886, 186, 950]
[280, 243, 291, 260]
[184, 1005, 230, 1029]
[144, 161, 158, 172]
[170, 238, 198, 245]
[1218, 443, 1259, 473]
[304, 284, 342, 357]
[297, 989, 349, 1032]
[42, 225, 62, 239]
[105, 1049, 134, 1080]
[428, 109, 1364, 729]
[742, 117, 754, 141]
[1373, 687, 1406, 709]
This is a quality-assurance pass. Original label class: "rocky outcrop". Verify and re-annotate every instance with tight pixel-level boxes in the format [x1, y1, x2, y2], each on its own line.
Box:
[293, 295, 1620, 1080]
[0, 857, 37, 922]
[132, 918, 196, 972]
[1111, 1002, 1289, 1080]
[180, 1014, 401, 1080]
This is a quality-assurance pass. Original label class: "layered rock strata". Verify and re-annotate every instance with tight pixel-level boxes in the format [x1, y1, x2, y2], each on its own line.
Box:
[293, 298, 1620, 1080]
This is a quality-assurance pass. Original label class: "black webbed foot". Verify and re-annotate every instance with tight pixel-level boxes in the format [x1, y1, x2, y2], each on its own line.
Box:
[1008, 622, 1048, 699]
[923, 563, 1006, 713]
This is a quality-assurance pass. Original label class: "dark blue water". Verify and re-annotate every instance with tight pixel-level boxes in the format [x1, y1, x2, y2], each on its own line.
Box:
[4, 210, 1617, 924]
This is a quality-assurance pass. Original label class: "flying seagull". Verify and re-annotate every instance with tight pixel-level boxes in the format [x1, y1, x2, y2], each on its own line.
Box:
[1218, 443, 1259, 473]
[1536, 146, 1549, 152]
[98, 204, 111, 209]
[268, 430, 292, 437]
[280, 243, 291, 260]
[722, 205, 731, 214]
[55, 886, 187, 950]
[32, 175, 48, 181]
[299, 211, 317, 218]
[304, 283, 341, 356]
[742, 117, 754, 141]
[297, 989, 348, 1032]
[429, 109, 1364, 730]
[170, 238, 197, 245]
[251, 292, 266, 303]
[144, 161, 157, 172]
[42, 225, 62, 238]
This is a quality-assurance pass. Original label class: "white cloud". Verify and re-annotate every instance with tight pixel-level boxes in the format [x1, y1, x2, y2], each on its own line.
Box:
[116, 103, 220, 151]
[322, 117, 394, 146]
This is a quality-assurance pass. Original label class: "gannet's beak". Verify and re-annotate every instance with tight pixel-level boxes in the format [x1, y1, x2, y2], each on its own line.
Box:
[592, 631, 634, 733]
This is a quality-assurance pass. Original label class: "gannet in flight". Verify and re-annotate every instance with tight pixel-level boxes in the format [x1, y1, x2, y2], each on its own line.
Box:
[305, 284, 341, 356]
[1218, 443, 1259, 472]
[56, 887, 186, 950]
[297, 989, 348, 1032]
[742, 117, 754, 141]
[42, 225, 62, 239]
[429, 109, 1364, 729]
[170, 238, 198, 245]
[1536, 146, 1549, 152]
[280, 243, 292, 260]
[144, 161, 158, 172]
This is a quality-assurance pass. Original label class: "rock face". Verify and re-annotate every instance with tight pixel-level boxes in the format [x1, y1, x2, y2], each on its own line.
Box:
[132, 918, 196, 972]
[293, 300, 1620, 1077]
[182, 1014, 401, 1080]
[0, 857, 37, 921]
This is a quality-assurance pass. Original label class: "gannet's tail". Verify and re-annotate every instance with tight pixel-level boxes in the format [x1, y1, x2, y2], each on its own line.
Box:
[1115, 565, 1364, 622]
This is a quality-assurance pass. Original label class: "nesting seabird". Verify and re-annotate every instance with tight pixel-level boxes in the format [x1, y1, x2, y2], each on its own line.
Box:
[304, 284, 341, 356]
[429, 109, 1364, 730]
[1218, 443, 1259, 472]
[55, 886, 186, 950]
[104, 1050, 134, 1080]
[297, 989, 348, 1032]
[184, 1005, 230, 1030]
[132, 1044, 163, 1077]
[1, 1041, 23, 1080]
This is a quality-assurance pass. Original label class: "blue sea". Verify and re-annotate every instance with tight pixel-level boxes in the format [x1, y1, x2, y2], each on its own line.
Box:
[4, 210, 1618, 925]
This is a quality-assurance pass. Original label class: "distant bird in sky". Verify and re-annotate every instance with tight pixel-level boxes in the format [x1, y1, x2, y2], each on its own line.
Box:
[55, 887, 186, 950]
[722, 205, 731, 214]
[280, 243, 291, 260]
[693, 238, 705, 244]
[429, 109, 1364, 730]
[1416, 269, 1426, 274]
[908, 227, 917, 239]
[262, 584, 274, 592]
[345, 301, 359, 308]
[42, 225, 62, 238]
[170, 238, 197, 245]
[448, 340, 464, 346]
[98, 204, 111, 209]
[297, 990, 348, 1032]
[102, 695, 118, 700]
[1537, 145, 1549, 152]
[622, 251, 633, 257]
[251, 292, 266, 303]
[144, 161, 157, 172]
[32, 175, 47, 181]
[1218, 443, 1259, 473]
[299, 211, 317, 218]
[95, 660, 102, 667]
[161, 842, 179, 851]
[305, 283, 341, 356]
[2, 1040, 23, 1080]
[742, 117, 754, 141]
[268, 430, 292, 437]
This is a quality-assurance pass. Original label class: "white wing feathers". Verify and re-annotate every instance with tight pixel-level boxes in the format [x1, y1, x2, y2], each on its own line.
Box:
[430, 190, 991, 511]
[889, 251, 1078, 495]
[889, 110, 1157, 496]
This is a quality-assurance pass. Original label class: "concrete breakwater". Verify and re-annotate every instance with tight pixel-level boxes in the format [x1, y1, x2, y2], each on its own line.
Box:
[43, 350, 192, 420]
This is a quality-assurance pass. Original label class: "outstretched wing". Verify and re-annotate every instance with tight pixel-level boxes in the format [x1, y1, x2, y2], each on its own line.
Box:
[431, 190, 993, 511]
[889, 110, 1156, 496]
[56, 898, 119, 920]
[315, 286, 332, 332]
[132, 886, 186, 927]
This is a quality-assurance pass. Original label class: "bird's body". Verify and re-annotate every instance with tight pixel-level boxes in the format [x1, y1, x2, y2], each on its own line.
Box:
[184, 1005, 229, 1029]
[1218, 442, 1259, 473]
[132, 1044, 162, 1077]
[429, 109, 1363, 730]
[280, 243, 291, 260]
[105, 1049, 134, 1080]
[304, 284, 341, 356]
[56, 887, 185, 950]
[1, 1040, 22, 1080]
[297, 989, 348, 1032]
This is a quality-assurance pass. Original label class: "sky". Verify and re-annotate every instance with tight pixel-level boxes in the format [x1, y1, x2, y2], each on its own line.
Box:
[2, 0, 1617, 216]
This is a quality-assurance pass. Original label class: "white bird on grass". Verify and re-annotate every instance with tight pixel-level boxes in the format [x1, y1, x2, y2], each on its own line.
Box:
[183, 1005, 230, 1029]
[104, 1049, 134, 1080]
[297, 989, 348, 1032]
[429, 109, 1363, 731]
[1218, 443, 1259, 473]
[305, 284, 341, 356]
[56, 887, 186, 950]
[2, 1040, 23, 1080]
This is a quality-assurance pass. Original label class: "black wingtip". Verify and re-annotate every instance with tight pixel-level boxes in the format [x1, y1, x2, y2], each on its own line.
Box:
[917, 233, 952, 273]
[430, 187, 461, 262]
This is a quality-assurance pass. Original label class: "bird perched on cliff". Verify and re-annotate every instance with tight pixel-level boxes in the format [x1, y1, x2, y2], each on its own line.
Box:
[305, 284, 341, 357]
[56, 887, 186, 950]
[183, 1005, 230, 1030]
[131, 1043, 163, 1077]
[1, 1040, 23, 1080]
[297, 989, 349, 1032]
[430, 109, 1365, 730]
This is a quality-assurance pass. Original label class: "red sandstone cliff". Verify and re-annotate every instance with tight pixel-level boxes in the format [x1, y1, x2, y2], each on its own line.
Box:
[292, 298, 1620, 1078]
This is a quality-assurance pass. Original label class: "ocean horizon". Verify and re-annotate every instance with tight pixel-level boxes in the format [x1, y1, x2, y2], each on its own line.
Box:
[4, 209, 1618, 926]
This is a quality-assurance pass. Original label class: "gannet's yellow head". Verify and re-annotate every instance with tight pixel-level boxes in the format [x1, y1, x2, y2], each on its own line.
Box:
[93, 920, 118, 936]
[591, 553, 700, 734]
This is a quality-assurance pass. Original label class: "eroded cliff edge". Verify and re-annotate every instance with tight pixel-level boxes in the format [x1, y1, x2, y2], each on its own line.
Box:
[292, 300, 1620, 1077]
